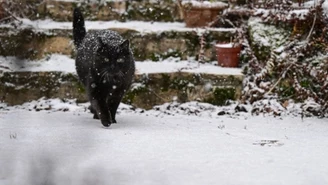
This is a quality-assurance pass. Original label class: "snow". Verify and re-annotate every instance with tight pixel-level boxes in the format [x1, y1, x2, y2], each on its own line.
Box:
[248, 17, 290, 49]
[1, 99, 328, 185]
[304, 0, 322, 8]
[54, 0, 119, 1]
[182, 0, 228, 9]
[286, 9, 309, 20]
[254, 8, 309, 20]
[0, 19, 236, 34]
[0, 55, 76, 73]
[215, 43, 240, 48]
[0, 54, 243, 76]
[1, 2, 328, 183]
[323, 0, 328, 15]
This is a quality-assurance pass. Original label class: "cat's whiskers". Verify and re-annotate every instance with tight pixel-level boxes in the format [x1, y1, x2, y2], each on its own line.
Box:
[100, 70, 109, 83]
[99, 68, 107, 76]
[106, 72, 110, 82]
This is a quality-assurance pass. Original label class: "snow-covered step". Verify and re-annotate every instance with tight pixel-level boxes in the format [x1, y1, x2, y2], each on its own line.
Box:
[15, 0, 184, 22]
[0, 55, 243, 108]
[0, 20, 237, 61]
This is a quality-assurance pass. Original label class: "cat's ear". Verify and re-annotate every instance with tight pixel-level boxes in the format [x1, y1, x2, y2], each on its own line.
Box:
[120, 40, 130, 50]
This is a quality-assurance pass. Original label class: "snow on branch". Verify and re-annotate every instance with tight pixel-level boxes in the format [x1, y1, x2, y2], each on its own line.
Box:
[242, 0, 328, 116]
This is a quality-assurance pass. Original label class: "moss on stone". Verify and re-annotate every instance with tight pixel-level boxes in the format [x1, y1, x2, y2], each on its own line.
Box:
[1, 71, 243, 107]
[205, 87, 236, 106]
[0, 26, 236, 61]
[0, 29, 47, 59]
[124, 0, 179, 22]
[0, 72, 88, 105]
[18, 0, 183, 22]
[170, 78, 190, 90]
[184, 31, 200, 53]
[59, 73, 85, 93]
[122, 83, 149, 105]
[160, 74, 171, 91]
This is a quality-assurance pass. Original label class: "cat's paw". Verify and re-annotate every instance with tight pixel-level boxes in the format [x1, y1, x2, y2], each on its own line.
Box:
[112, 119, 117, 124]
[101, 120, 111, 127]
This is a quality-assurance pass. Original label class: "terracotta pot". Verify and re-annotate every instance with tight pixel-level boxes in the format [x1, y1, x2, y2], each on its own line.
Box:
[215, 43, 241, 68]
[180, 1, 228, 28]
[183, 7, 221, 28]
[0, 2, 5, 20]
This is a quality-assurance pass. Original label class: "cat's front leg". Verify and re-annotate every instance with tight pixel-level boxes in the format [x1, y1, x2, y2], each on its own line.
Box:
[88, 80, 112, 127]
[88, 105, 99, 119]
[108, 99, 121, 124]
[91, 99, 112, 127]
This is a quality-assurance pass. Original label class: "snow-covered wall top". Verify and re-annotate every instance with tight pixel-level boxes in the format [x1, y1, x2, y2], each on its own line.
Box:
[182, 0, 228, 9]
[0, 55, 243, 76]
[0, 19, 236, 34]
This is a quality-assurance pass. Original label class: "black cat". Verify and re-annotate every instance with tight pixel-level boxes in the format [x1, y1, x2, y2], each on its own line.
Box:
[73, 8, 135, 127]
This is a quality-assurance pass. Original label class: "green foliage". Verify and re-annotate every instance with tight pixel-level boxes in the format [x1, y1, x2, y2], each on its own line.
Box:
[124, 1, 178, 22]
[122, 83, 149, 105]
[206, 87, 236, 106]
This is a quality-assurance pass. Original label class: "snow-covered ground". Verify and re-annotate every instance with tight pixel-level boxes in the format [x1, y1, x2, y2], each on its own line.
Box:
[1, 2, 328, 184]
[0, 99, 328, 185]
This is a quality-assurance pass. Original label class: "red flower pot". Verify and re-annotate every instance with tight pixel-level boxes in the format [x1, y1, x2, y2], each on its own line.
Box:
[215, 43, 241, 68]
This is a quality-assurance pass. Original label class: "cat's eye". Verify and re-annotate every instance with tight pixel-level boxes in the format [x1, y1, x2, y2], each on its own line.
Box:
[117, 58, 124, 63]
[104, 58, 110, 62]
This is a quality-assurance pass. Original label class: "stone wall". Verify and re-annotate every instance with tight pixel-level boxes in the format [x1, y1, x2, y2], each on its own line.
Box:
[2, 0, 183, 22]
[0, 28, 235, 61]
[0, 71, 243, 109]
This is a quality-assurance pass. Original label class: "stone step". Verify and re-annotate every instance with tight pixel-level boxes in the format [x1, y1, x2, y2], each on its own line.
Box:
[0, 71, 243, 109]
[0, 21, 237, 61]
[11, 0, 184, 22]
[1, 0, 230, 22]
[0, 55, 243, 109]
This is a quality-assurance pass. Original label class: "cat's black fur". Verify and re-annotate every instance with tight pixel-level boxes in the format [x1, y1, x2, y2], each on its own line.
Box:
[73, 8, 135, 127]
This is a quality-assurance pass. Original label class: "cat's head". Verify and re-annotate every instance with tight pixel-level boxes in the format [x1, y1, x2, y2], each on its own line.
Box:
[95, 38, 133, 84]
